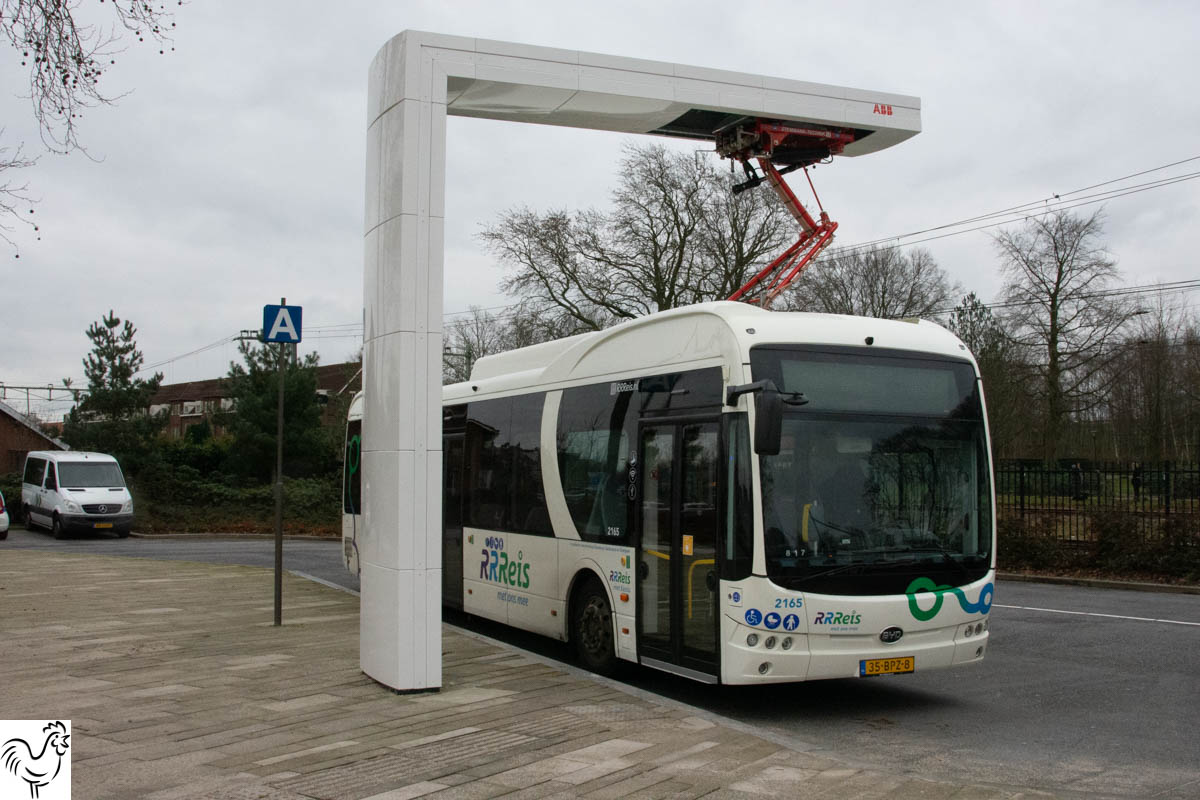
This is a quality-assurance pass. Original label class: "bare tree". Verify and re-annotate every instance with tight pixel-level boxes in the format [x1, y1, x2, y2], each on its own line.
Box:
[481, 142, 791, 330]
[3, 0, 177, 152]
[945, 292, 1034, 458]
[443, 307, 506, 384]
[781, 245, 959, 318]
[1097, 296, 1200, 462]
[0, 136, 36, 245]
[993, 209, 1137, 462]
[1, 0, 178, 238]
[441, 302, 586, 384]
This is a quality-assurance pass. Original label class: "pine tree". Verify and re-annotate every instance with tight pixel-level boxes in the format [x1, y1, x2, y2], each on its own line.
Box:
[79, 310, 162, 419]
[62, 310, 165, 468]
[221, 340, 333, 482]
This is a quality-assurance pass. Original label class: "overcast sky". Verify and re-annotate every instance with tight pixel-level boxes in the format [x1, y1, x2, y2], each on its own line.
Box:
[2, 1, 1198, 421]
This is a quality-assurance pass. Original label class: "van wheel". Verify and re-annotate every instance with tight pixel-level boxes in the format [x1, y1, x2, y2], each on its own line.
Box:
[116, 528, 130, 539]
[23, 505, 37, 530]
[571, 578, 617, 675]
[52, 514, 66, 540]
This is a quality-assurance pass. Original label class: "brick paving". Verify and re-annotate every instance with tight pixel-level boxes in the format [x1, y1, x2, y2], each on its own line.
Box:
[0, 551, 1054, 799]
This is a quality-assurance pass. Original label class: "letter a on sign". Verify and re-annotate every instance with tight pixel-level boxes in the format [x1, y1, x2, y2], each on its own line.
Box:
[263, 304, 303, 343]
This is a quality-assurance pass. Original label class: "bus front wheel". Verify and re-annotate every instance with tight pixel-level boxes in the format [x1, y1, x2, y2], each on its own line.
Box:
[572, 579, 617, 675]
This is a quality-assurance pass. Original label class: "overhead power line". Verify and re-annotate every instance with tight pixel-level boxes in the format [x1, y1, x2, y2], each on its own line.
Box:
[130, 156, 1200, 376]
[830, 163, 1200, 257]
[927, 279, 1200, 318]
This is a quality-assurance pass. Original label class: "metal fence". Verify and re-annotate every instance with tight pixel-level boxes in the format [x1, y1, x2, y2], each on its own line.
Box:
[995, 461, 1200, 541]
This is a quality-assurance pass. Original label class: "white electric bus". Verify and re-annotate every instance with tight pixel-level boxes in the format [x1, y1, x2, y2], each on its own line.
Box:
[344, 301, 995, 685]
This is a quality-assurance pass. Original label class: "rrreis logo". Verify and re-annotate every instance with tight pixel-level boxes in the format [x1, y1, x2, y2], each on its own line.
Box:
[2, 720, 71, 799]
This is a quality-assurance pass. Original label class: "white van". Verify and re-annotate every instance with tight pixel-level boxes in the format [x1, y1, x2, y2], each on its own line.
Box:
[21, 451, 134, 539]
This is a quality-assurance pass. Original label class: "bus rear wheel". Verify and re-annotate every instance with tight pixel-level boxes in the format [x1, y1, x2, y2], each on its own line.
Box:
[572, 579, 617, 675]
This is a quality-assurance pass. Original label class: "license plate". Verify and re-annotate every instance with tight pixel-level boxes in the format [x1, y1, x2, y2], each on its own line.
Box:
[94, 522, 113, 529]
[860, 656, 914, 676]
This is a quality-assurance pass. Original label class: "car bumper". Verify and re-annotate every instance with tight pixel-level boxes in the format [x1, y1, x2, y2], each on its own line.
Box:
[61, 513, 134, 533]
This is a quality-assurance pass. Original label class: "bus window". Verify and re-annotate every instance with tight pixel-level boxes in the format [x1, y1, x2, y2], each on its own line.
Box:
[511, 394, 551, 535]
[557, 382, 635, 542]
[723, 413, 753, 580]
[464, 395, 550, 535]
[343, 419, 362, 514]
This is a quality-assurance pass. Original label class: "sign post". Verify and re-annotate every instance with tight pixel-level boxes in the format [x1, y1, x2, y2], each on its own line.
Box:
[262, 299, 303, 626]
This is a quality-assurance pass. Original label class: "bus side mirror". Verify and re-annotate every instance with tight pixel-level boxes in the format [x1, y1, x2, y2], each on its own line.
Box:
[725, 379, 784, 456]
[754, 389, 782, 456]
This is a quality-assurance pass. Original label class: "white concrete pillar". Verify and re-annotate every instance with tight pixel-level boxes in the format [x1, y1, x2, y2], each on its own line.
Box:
[361, 34, 446, 691]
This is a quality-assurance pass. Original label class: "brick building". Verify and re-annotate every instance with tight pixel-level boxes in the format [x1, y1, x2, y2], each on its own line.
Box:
[0, 401, 68, 473]
[149, 362, 362, 439]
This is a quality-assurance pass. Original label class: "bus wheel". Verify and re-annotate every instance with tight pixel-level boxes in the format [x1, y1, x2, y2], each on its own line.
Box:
[572, 579, 616, 675]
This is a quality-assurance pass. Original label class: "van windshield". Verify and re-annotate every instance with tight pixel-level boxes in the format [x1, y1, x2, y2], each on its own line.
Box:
[58, 462, 125, 488]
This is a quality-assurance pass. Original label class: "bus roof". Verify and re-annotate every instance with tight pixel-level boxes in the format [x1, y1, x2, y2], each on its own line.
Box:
[447, 302, 972, 401]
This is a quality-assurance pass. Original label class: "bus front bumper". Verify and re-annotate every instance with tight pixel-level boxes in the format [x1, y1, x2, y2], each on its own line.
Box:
[722, 619, 989, 684]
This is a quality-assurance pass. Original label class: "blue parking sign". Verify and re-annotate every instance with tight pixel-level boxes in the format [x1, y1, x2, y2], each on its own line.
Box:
[263, 304, 302, 343]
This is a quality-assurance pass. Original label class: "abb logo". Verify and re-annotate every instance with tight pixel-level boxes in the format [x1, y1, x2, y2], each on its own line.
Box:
[873, 103, 894, 116]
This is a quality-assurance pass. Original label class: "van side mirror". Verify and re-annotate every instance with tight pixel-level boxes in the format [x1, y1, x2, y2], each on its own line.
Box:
[725, 379, 784, 456]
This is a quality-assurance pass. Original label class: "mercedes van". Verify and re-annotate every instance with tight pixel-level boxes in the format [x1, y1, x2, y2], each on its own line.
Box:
[22, 451, 134, 538]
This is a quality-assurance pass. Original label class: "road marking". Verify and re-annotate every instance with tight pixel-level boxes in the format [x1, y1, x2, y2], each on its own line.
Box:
[288, 569, 360, 596]
[994, 604, 1200, 627]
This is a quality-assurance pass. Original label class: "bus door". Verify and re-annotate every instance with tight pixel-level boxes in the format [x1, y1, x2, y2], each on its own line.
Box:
[637, 419, 721, 681]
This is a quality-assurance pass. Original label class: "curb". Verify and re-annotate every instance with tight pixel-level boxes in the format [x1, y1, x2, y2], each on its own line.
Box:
[998, 571, 1200, 595]
[130, 532, 338, 541]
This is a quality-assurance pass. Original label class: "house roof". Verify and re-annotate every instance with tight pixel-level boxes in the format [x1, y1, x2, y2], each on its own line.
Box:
[151, 377, 227, 405]
[149, 362, 362, 405]
[0, 400, 69, 450]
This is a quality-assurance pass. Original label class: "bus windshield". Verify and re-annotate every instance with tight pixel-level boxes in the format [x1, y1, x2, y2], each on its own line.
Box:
[751, 347, 992, 595]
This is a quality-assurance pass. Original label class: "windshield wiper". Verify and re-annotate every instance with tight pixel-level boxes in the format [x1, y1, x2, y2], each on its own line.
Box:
[787, 556, 927, 585]
[789, 562, 872, 584]
[901, 547, 971, 579]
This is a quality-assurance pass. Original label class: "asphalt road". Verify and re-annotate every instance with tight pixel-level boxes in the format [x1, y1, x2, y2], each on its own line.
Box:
[1, 526, 362, 593]
[5, 526, 1199, 797]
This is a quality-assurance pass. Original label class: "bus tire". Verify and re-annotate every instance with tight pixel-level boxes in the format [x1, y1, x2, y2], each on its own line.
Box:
[571, 577, 617, 675]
